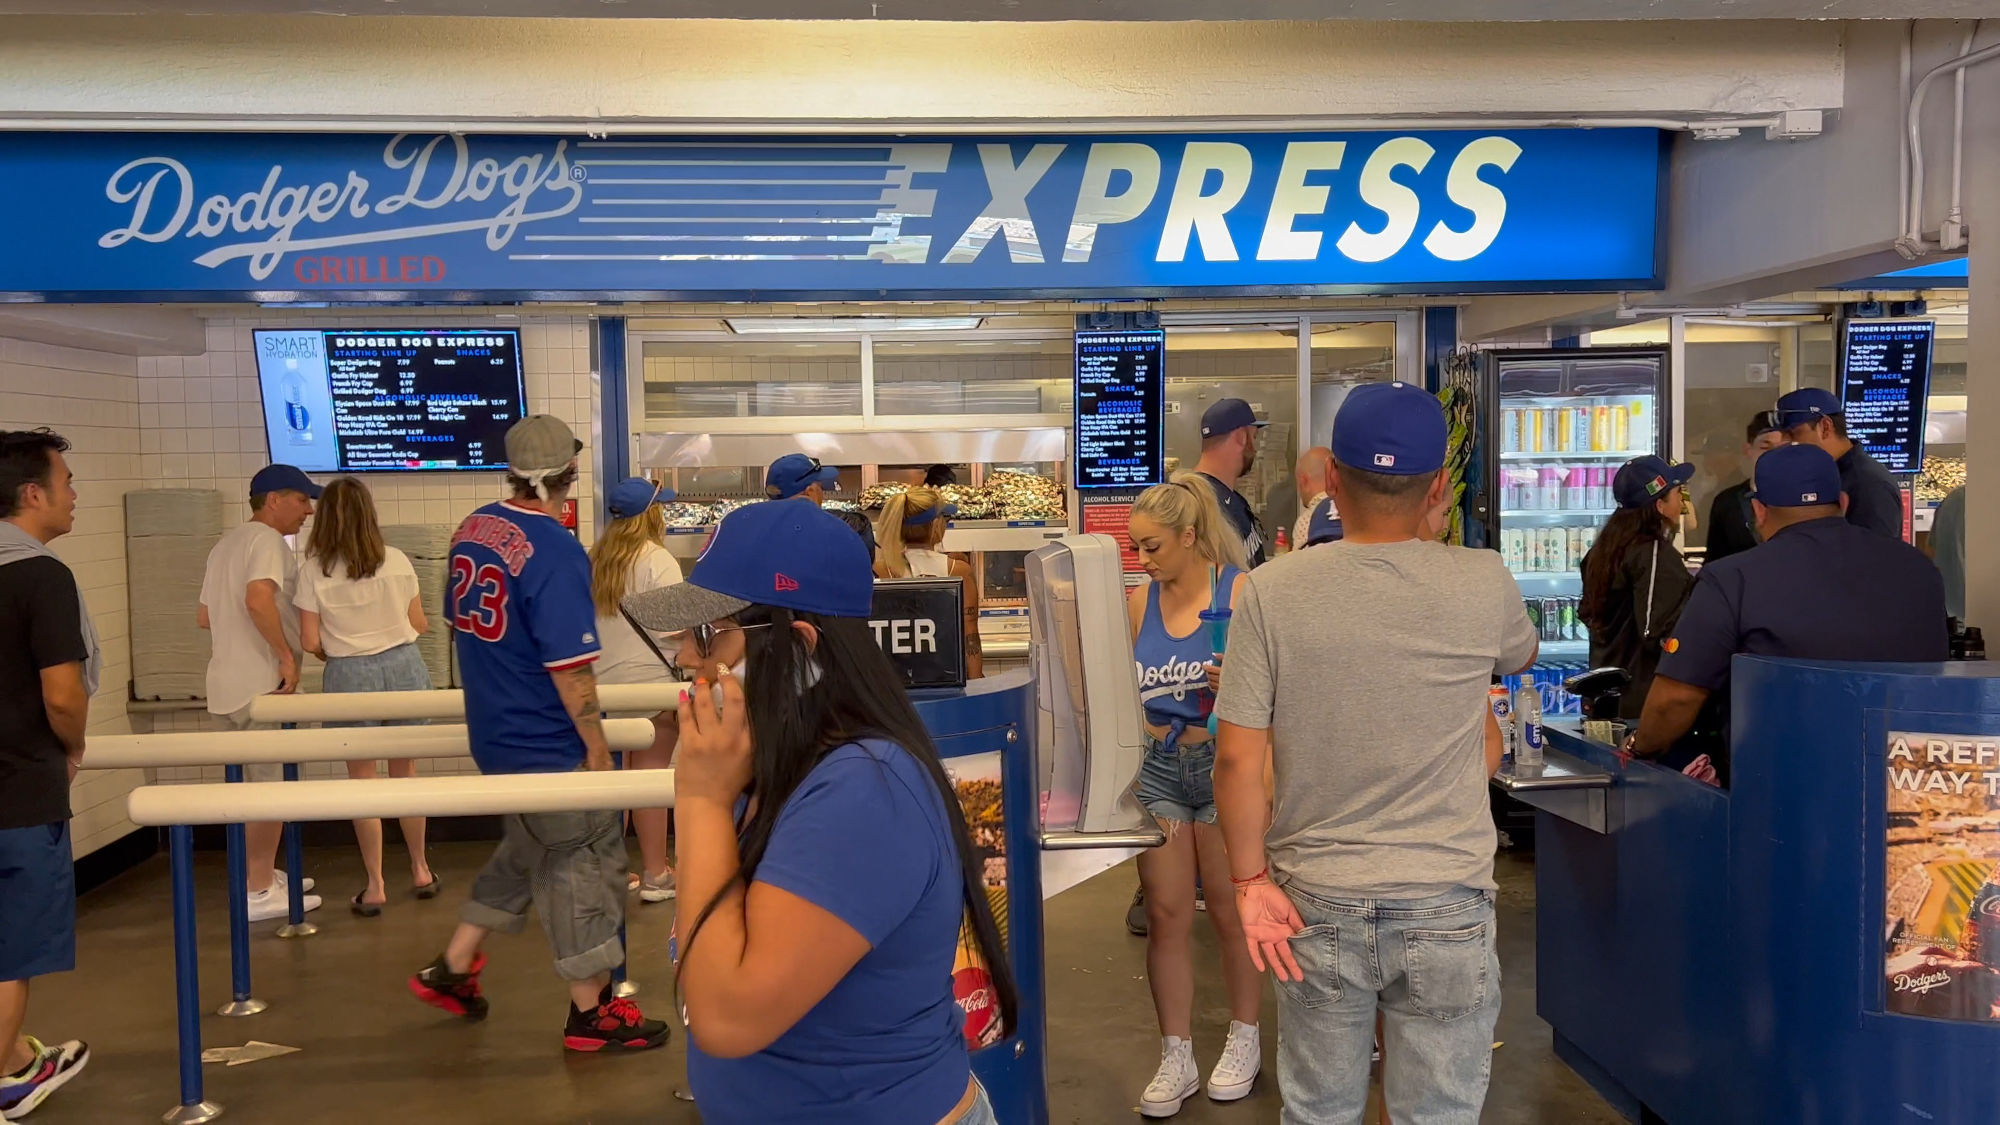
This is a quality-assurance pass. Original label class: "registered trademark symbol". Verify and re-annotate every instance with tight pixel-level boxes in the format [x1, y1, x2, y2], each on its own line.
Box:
[571, 165, 588, 182]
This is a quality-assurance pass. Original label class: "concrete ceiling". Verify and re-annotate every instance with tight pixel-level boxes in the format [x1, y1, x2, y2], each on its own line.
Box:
[0, 0, 1993, 16]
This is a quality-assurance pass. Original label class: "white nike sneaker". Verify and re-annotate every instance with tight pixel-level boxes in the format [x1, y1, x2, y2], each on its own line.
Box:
[1140, 1036, 1200, 1118]
[1207, 1020, 1261, 1102]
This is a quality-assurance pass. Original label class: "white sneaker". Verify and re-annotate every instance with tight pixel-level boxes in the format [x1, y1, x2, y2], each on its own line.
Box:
[1140, 1036, 1200, 1118]
[248, 887, 322, 923]
[1207, 1021, 1261, 1102]
[638, 870, 677, 904]
[270, 869, 316, 894]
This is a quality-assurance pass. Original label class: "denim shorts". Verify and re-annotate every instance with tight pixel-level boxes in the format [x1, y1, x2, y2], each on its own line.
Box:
[947, 1081, 998, 1125]
[1134, 732, 1217, 824]
[322, 643, 433, 730]
[0, 822, 76, 981]
[462, 807, 628, 982]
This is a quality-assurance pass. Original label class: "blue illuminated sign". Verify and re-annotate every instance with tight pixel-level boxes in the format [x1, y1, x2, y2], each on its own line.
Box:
[0, 130, 1664, 301]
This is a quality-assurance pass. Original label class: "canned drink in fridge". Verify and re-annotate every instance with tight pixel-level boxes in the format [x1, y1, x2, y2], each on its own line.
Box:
[1568, 526, 1588, 563]
[1613, 404, 1631, 451]
[1522, 408, 1543, 453]
[1543, 409, 1561, 453]
[1561, 597, 1580, 641]
[1545, 527, 1568, 572]
[1501, 408, 1521, 453]
[1592, 405, 1612, 451]
[1554, 406, 1573, 452]
[1574, 407, 1593, 452]
[1501, 528, 1525, 571]
[1542, 598, 1564, 642]
[1523, 597, 1544, 635]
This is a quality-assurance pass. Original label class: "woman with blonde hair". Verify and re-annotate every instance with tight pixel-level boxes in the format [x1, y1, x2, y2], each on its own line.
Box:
[590, 477, 685, 902]
[294, 476, 435, 916]
[874, 486, 982, 679]
[1124, 473, 1262, 1116]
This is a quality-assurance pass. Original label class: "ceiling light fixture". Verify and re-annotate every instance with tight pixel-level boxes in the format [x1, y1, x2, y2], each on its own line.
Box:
[725, 316, 983, 335]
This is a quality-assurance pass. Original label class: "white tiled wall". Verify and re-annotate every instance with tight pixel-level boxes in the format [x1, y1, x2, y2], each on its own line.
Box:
[0, 336, 148, 858]
[136, 311, 601, 783]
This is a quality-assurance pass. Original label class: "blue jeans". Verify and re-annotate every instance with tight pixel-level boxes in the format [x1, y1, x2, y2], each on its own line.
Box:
[1272, 882, 1500, 1125]
[947, 1081, 997, 1125]
[1134, 732, 1217, 824]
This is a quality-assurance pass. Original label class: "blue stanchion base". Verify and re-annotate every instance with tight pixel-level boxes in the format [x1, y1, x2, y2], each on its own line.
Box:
[162, 1100, 224, 1124]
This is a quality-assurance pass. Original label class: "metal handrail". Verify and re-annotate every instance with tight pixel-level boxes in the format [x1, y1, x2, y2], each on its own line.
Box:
[246, 682, 687, 723]
[82, 718, 659, 769]
[128, 770, 677, 826]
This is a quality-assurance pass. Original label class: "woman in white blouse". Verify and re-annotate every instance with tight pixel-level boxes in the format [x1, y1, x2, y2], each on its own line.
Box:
[295, 477, 437, 916]
[589, 477, 685, 903]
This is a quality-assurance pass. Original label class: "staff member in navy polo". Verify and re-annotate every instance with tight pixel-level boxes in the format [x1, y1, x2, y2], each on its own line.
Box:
[1624, 443, 1947, 780]
[1193, 398, 1269, 568]
[1772, 387, 1902, 538]
[765, 453, 841, 505]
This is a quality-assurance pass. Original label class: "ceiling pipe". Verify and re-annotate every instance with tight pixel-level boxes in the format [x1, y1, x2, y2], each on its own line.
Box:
[1900, 33, 2000, 258]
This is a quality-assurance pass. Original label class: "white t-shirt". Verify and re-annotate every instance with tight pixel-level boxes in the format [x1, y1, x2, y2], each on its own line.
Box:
[905, 548, 953, 578]
[594, 544, 685, 685]
[201, 521, 301, 716]
[293, 546, 421, 659]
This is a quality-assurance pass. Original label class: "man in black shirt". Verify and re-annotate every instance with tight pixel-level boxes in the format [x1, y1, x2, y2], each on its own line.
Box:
[1628, 444, 1946, 781]
[0, 429, 92, 1119]
[1704, 414, 1786, 563]
[1774, 387, 1903, 539]
[1195, 397, 1269, 568]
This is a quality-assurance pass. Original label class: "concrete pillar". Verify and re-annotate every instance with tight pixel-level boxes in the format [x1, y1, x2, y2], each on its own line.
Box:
[1962, 59, 2000, 630]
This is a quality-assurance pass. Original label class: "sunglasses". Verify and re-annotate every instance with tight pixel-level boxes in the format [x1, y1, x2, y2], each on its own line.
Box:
[618, 612, 772, 672]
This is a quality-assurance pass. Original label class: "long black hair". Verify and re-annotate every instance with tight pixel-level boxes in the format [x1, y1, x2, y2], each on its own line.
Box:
[1579, 503, 1673, 631]
[677, 603, 1019, 1036]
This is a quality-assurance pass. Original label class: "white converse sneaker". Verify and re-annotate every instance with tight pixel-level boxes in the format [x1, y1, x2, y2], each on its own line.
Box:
[1140, 1036, 1200, 1118]
[1207, 1020, 1261, 1102]
[270, 869, 316, 894]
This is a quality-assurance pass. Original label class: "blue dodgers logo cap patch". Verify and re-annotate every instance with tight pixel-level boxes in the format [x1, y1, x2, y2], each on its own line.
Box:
[1749, 442, 1843, 508]
[1331, 382, 1446, 477]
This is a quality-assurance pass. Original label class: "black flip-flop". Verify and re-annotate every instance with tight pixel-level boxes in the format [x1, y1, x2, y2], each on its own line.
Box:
[411, 876, 442, 900]
[351, 892, 383, 918]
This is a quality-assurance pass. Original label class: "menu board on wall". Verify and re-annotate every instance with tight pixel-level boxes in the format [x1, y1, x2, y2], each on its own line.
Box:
[1841, 320, 1935, 474]
[1074, 330, 1165, 490]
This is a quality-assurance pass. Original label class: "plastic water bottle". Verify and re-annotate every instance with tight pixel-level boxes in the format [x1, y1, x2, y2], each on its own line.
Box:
[1514, 682, 1544, 773]
[281, 360, 315, 447]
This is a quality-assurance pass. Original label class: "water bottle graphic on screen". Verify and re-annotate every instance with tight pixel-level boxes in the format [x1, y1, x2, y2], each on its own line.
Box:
[281, 359, 315, 447]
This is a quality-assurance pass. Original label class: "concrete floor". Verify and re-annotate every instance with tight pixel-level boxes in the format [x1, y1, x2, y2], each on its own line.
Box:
[21, 842, 1621, 1124]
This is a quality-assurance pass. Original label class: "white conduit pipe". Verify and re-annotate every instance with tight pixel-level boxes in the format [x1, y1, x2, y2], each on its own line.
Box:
[127, 770, 677, 827]
[247, 682, 688, 724]
[1901, 37, 2000, 255]
[81, 718, 659, 770]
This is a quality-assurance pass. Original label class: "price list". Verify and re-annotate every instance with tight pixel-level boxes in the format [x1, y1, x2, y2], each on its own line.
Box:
[1840, 320, 1934, 474]
[1074, 330, 1165, 490]
[323, 331, 524, 470]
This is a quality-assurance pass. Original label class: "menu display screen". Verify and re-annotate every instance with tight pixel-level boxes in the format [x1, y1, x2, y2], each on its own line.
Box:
[1074, 330, 1165, 490]
[252, 329, 527, 473]
[1840, 320, 1934, 474]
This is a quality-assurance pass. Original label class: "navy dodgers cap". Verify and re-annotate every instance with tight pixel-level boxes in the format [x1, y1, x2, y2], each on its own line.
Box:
[621, 499, 874, 633]
[765, 453, 841, 500]
[1750, 442, 1844, 508]
[1612, 455, 1695, 509]
[1199, 398, 1269, 439]
[249, 464, 322, 500]
[1330, 382, 1447, 476]
[1774, 387, 1842, 431]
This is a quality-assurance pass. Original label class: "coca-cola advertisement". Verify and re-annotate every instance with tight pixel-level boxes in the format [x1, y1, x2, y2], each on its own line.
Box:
[946, 752, 1009, 1049]
[1883, 729, 2000, 1021]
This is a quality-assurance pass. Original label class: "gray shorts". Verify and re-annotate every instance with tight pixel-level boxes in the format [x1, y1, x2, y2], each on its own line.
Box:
[462, 808, 628, 982]
[222, 702, 284, 783]
[322, 643, 432, 732]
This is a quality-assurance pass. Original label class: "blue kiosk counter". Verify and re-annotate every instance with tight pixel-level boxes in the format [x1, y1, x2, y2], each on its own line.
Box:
[1512, 656, 2000, 1124]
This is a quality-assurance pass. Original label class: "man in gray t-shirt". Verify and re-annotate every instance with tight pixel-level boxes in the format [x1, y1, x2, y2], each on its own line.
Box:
[1213, 382, 1538, 1125]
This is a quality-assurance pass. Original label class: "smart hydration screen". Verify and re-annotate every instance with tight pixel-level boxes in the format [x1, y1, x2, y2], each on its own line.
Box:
[252, 329, 526, 472]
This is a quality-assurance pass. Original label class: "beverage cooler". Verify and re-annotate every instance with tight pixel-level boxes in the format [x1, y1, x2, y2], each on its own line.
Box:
[1482, 347, 1671, 712]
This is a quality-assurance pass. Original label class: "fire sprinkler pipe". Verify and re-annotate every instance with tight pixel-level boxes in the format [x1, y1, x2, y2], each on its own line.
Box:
[1900, 33, 2000, 257]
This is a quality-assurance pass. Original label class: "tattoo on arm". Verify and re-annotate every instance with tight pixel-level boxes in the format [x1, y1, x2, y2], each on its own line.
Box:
[555, 666, 605, 734]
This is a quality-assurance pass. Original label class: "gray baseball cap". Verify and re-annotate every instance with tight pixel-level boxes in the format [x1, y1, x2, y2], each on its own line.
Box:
[506, 415, 581, 474]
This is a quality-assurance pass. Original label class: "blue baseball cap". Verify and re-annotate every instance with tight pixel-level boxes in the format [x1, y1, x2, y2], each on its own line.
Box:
[1774, 387, 1842, 431]
[604, 476, 678, 520]
[1612, 455, 1695, 508]
[619, 498, 873, 632]
[1750, 442, 1843, 508]
[765, 453, 840, 500]
[1199, 398, 1269, 439]
[1330, 382, 1446, 476]
[1304, 496, 1343, 545]
[249, 464, 322, 500]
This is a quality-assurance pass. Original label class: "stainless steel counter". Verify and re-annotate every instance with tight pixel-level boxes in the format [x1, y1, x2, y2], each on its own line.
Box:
[1491, 725, 1616, 833]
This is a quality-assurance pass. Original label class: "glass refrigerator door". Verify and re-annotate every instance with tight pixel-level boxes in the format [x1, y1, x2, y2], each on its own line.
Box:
[1490, 349, 1668, 672]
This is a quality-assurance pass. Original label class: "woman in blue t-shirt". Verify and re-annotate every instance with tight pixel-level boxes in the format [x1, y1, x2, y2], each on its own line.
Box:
[621, 500, 1016, 1125]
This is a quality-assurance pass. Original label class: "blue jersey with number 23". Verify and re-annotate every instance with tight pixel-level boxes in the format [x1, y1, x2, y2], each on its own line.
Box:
[447, 501, 600, 775]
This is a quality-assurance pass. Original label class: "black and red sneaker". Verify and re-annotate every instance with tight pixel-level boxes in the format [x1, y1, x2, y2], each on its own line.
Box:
[409, 953, 489, 1021]
[563, 989, 670, 1053]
